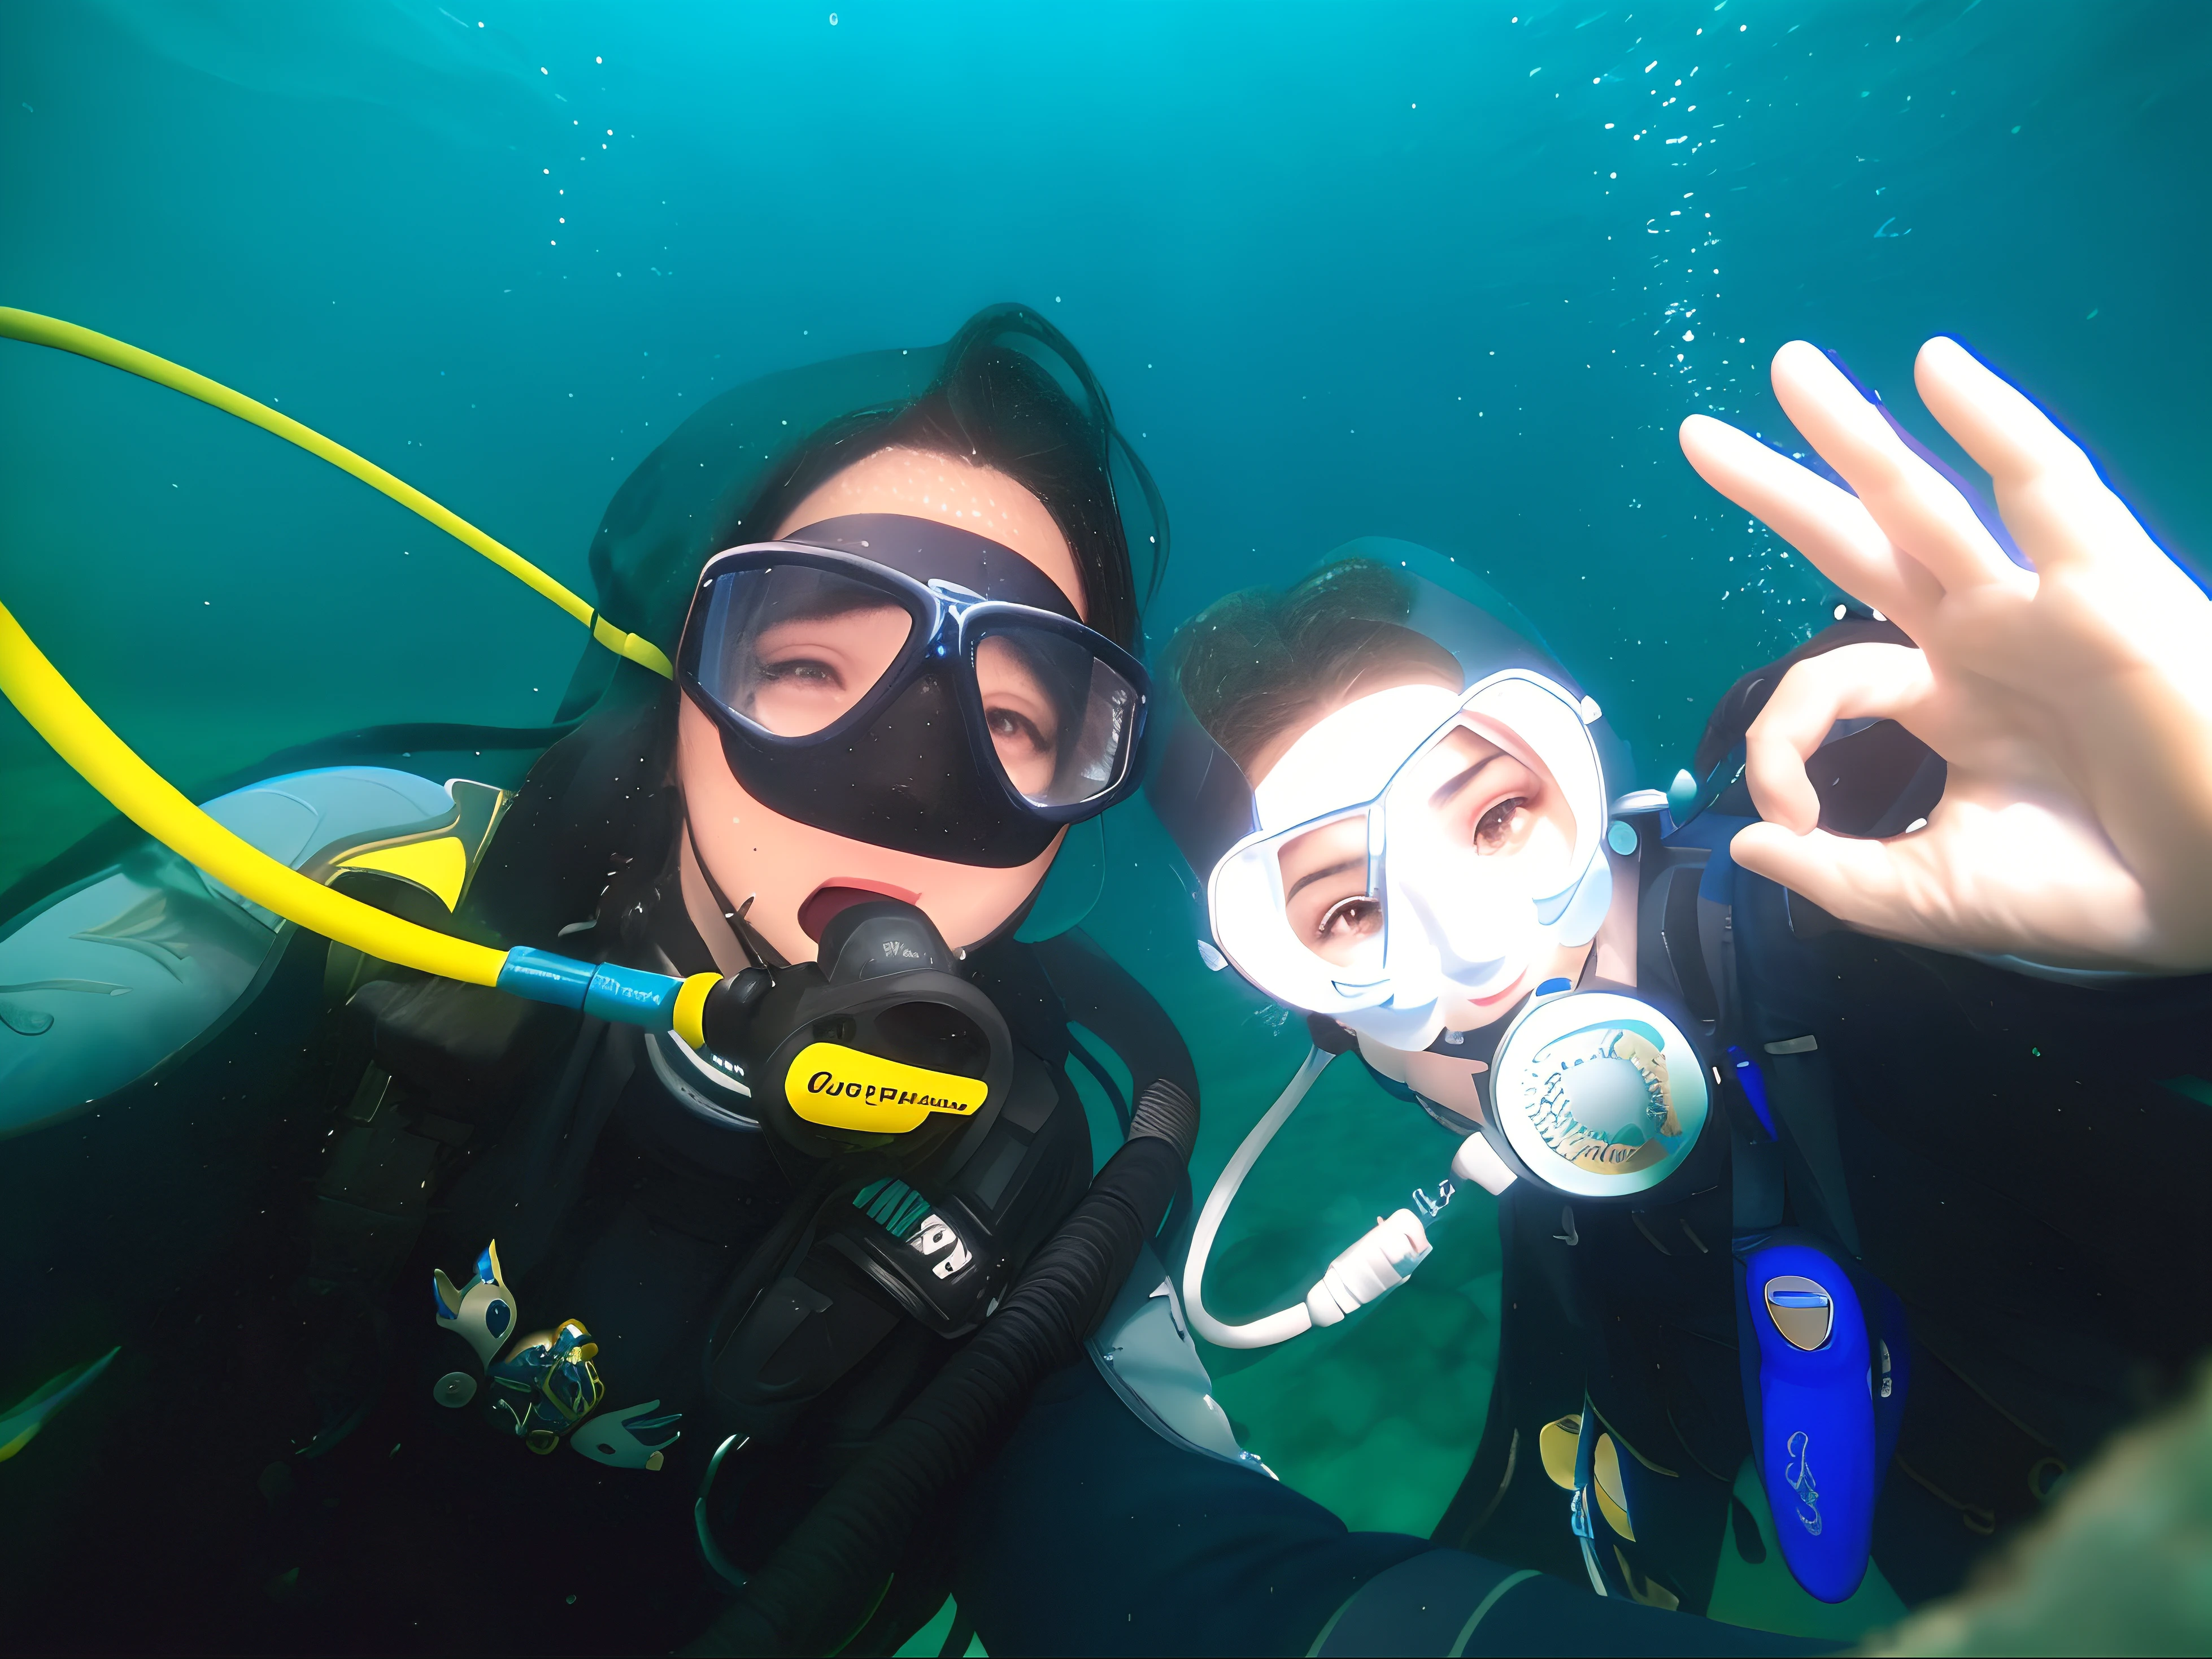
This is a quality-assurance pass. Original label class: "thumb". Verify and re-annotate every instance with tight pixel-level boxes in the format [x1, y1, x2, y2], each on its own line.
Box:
[1728, 820, 1928, 940]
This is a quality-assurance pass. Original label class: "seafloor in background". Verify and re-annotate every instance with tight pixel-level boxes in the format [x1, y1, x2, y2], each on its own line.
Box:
[2, 3, 2206, 1649]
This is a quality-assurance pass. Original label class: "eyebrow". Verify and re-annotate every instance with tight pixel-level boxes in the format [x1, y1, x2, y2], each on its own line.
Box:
[1431, 750, 1510, 808]
[1284, 855, 1365, 906]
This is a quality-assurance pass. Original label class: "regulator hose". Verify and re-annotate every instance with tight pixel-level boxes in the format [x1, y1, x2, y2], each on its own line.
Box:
[0, 597, 719, 1042]
[0, 306, 672, 677]
[0, 310, 725, 1039]
[692, 1078, 1199, 1657]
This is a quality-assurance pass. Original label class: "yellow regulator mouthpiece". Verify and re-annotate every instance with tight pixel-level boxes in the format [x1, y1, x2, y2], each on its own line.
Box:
[786, 1043, 990, 1135]
[0, 307, 671, 678]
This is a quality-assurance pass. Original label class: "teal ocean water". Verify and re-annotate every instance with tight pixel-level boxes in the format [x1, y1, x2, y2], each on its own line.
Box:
[3, 3, 2207, 1646]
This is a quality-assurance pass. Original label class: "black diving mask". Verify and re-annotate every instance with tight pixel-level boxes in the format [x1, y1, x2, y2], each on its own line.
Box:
[677, 514, 1150, 868]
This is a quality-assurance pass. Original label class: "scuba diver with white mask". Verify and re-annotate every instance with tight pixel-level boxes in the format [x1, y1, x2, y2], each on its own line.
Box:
[0, 304, 1203, 1657]
[1162, 550, 1651, 1347]
[940, 337, 2212, 1655]
[1151, 548, 1654, 1353]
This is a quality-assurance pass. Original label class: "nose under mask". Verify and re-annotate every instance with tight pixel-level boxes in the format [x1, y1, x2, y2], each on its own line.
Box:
[1397, 874, 1537, 1001]
[719, 668, 1061, 868]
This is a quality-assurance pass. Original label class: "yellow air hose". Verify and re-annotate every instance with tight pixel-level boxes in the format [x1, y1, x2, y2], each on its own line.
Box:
[0, 597, 506, 983]
[0, 307, 672, 678]
[0, 311, 717, 1043]
[0, 599, 717, 1045]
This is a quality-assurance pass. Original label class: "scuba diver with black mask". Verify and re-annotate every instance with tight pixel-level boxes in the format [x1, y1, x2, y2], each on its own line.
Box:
[0, 303, 1199, 1656]
[940, 337, 2212, 1656]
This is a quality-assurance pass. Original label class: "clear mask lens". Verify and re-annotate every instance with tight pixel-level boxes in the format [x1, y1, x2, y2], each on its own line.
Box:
[970, 620, 1139, 808]
[1273, 809, 1385, 976]
[694, 564, 916, 738]
[1268, 718, 1575, 982]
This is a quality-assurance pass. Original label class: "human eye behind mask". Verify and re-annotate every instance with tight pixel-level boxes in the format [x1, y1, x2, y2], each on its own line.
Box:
[1398, 724, 1579, 907]
[678, 523, 1152, 870]
[712, 567, 917, 737]
[972, 620, 1140, 811]
[974, 632, 1063, 792]
[1277, 815, 1382, 970]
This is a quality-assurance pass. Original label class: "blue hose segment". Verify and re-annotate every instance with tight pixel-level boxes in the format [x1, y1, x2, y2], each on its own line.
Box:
[582, 960, 685, 1027]
[494, 948, 683, 1028]
[497, 946, 596, 1008]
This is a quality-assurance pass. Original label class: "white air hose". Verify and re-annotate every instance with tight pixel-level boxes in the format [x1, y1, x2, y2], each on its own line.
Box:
[1182, 1046, 1434, 1349]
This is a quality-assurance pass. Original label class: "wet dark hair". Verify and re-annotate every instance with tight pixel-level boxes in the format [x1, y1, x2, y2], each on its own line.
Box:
[470, 307, 1159, 948]
[720, 307, 1151, 651]
[1171, 558, 1462, 776]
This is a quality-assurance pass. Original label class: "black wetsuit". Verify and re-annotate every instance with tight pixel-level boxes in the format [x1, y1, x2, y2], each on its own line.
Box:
[0, 713, 1194, 1657]
[953, 1358, 1826, 1656]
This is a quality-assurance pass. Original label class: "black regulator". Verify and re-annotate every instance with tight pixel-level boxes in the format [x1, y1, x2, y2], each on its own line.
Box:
[691, 899, 1093, 1487]
[698, 898, 1013, 1164]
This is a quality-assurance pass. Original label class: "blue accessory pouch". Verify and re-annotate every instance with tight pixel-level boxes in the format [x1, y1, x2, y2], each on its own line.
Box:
[1738, 1238, 1884, 1602]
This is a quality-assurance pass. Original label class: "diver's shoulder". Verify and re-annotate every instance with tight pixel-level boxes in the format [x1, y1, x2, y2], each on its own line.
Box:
[0, 765, 512, 1139]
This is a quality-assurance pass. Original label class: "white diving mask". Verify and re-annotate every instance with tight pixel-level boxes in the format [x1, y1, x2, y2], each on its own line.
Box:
[1207, 668, 1613, 1051]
